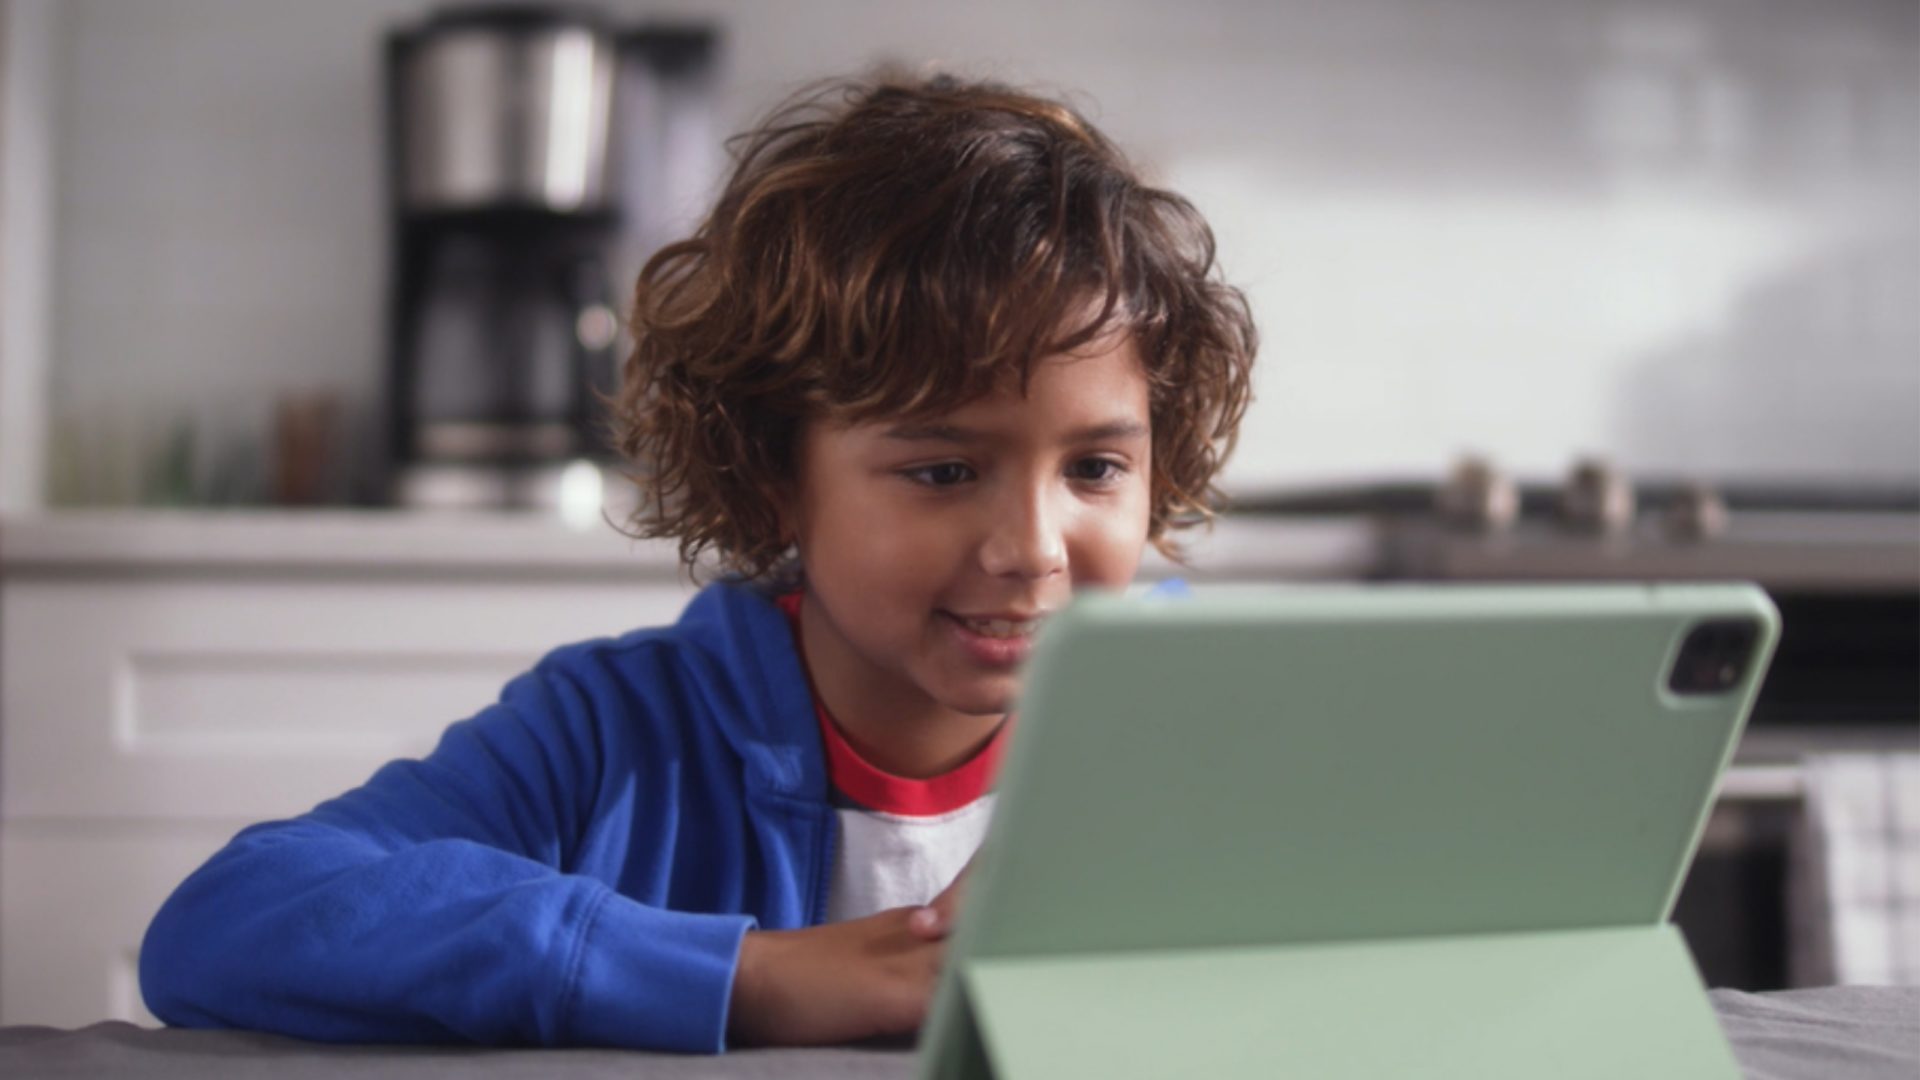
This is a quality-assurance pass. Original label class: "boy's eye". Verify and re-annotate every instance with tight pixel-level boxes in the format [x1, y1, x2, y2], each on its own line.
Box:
[903, 462, 975, 487]
[1068, 457, 1127, 484]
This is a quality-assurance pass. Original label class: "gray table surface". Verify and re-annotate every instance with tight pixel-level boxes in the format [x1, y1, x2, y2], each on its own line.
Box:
[1, 987, 1914, 1079]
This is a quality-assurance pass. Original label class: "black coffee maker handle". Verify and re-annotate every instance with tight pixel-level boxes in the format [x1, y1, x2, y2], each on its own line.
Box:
[561, 259, 620, 455]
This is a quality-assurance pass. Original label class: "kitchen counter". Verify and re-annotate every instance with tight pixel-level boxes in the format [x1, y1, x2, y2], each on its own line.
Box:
[0, 509, 683, 577]
[0, 508, 1382, 581]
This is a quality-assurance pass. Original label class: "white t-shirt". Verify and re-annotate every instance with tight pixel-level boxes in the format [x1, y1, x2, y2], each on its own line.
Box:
[816, 719, 1003, 922]
[774, 591, 1007, 922]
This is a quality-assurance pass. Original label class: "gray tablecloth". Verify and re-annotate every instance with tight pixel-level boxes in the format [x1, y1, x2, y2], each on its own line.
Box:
[1, 987, 1913, 1079]
[1711, 987, 1919, 1080]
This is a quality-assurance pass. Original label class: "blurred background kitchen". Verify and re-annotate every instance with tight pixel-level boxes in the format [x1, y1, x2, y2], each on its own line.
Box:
[0, 0, 1914, 1028]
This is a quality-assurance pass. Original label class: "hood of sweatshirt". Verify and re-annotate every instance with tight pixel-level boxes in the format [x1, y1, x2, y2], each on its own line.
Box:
[665, 580, 827, 807]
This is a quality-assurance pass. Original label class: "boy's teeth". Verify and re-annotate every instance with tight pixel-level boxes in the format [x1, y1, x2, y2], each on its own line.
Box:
[961, 617, 1036, 639]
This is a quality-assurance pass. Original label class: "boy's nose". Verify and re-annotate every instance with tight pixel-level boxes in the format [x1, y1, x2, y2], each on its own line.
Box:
[978, 486, 1068, 580]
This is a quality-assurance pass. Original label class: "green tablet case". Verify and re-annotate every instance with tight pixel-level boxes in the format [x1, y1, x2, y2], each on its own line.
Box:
[918, 583, 1779, 1079]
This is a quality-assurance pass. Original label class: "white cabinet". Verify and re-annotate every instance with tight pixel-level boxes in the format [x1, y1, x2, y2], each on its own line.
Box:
[0, 511, 701, 1027]
[2, 825, 257, 1026]
[4, 577, 692, 822]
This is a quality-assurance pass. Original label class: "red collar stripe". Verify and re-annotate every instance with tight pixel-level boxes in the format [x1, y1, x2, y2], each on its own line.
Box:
[776, 590, 1008, 817]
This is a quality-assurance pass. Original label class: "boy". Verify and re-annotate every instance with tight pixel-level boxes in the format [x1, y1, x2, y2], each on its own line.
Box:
[140, 72, 1256, 1053]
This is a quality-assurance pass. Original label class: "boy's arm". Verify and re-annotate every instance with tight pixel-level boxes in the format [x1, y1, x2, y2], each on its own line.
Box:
[138, 662, 754, 1053]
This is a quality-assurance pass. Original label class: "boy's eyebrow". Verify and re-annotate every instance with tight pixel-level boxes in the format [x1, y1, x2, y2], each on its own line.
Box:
[880, 419, 1150, 444]
[1064, 419, 1150, 442]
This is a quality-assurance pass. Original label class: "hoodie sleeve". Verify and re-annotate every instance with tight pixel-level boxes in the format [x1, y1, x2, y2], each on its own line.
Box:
[138, 658, 755, 1053]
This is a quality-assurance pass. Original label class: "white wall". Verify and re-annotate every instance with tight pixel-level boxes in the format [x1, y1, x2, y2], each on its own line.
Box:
[16, 0, 1920, 503]
[0, 0, 56, 511]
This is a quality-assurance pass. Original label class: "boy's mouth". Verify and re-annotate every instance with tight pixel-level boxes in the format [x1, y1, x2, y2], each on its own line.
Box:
[940, 607, 1059, 638]
[941, 611, 1047, 668]
[953, 616, 1042, 639]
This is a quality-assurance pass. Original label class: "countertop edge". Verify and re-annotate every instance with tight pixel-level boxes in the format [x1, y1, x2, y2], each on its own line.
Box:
[0, 509, 1381, 579]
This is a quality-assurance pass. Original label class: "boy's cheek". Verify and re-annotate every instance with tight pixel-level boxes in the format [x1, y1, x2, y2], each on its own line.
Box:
[1069, 500, 1153, 584]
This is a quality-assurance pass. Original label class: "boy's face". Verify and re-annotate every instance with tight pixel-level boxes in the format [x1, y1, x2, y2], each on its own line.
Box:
[788, 335, 1153, 748]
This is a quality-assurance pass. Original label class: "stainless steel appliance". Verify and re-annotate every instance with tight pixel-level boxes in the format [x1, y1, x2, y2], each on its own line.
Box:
[382, 5, 716, 512]
[398, 8, 617, 213]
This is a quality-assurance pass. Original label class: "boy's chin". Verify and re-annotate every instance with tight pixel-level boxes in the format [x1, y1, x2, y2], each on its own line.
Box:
[941, 679, 1019, 718]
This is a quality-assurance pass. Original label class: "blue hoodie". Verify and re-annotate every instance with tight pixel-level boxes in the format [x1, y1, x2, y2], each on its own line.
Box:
[140, 581, 833, 1054]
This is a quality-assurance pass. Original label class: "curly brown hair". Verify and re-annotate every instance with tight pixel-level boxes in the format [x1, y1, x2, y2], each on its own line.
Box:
[613, 72, 1257, 580]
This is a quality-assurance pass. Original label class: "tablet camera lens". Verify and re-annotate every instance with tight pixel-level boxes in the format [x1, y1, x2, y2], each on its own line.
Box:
[1668, 619, 1760, 696]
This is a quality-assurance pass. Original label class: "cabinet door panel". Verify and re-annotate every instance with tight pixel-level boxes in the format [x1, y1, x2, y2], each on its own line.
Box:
[2, 578, 695, 820]
[0, 823, 242, 1027]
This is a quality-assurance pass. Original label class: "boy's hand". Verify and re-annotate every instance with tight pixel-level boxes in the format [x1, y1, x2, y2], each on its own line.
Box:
[727, 906, 943, 1047]
[728, 863, 972, 1047]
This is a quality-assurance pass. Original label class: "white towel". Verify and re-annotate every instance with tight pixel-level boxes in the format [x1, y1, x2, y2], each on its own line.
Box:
[1790, 752, 1920, 986]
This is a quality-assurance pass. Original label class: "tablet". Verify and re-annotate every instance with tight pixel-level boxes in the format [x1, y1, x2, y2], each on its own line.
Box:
[918, 582, 1779, 1080]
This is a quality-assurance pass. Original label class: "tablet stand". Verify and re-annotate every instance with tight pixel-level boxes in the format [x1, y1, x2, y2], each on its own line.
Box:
[933, 924, 1739, 1079]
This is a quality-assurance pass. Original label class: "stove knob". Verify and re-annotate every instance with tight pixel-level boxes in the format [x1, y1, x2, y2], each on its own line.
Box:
[1437, 455, 1519, 533]
[1665, 482, 1729, 541]
[1559, 457, 1635, 534]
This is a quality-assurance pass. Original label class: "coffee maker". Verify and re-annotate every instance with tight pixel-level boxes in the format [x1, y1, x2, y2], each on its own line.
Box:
[383, 4, 716, 514]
